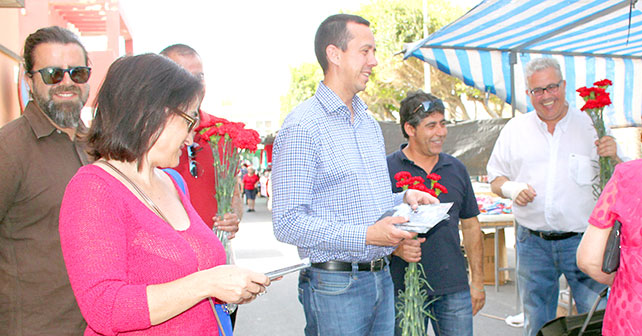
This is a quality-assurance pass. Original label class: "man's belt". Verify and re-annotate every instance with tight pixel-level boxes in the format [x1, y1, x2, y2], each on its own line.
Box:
[311, 257, 388, 272]
[527, 228, 580, 241]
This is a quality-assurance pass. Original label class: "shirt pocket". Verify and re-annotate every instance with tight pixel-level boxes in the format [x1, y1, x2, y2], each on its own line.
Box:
[568, 153, 596, 186]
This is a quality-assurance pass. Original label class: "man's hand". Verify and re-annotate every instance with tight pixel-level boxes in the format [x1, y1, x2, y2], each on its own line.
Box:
[595, 136, 621, 163]
[392, 237, 425, 263]
[492, 177, 536, 206]
[403, 189, 439, 211]
[366, 216, 417, 246]
[470, 284, 486, 315]
[514, 185, 536, 206]
[213, 213, 240, 239]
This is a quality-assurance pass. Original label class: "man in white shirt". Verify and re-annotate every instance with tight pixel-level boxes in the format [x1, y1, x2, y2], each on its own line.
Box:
[487, 57, 621, 336]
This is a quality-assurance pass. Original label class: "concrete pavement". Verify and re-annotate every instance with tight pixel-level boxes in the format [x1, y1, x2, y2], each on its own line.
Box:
[231, 197, 523, 336]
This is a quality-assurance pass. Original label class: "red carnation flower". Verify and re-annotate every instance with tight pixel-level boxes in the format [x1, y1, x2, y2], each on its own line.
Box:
[394, 171, 412, 182]
[434, 182, 448, 194]
[593, 79, 613, 87]
[426, 173, 441, 181]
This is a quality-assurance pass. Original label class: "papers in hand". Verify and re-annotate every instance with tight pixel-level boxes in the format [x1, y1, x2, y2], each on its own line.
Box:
[392, 203, 453, 233]
[264, 258, 311, 280]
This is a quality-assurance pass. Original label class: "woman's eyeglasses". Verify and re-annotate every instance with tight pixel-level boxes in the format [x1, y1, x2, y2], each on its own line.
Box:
[178, 111, 200, 132]
[27, 66, 91, 85]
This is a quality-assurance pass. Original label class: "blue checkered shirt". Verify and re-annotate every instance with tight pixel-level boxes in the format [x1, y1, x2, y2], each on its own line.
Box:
[271, 82, 404, 263]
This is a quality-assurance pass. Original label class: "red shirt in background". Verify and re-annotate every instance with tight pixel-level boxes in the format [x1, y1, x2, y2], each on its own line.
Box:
[175, 111, 218, 228]
[243, 174, 260, 190]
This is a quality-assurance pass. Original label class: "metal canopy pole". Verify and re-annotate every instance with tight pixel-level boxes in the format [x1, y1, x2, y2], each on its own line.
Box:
[509, 52, 517, 118]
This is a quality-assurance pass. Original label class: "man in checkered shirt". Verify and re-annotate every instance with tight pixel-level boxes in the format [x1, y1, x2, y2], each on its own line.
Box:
[271, 14, 438, 336]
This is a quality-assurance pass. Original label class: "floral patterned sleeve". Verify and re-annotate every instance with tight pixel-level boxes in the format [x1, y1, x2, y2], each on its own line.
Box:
[588, 167, 621, 229]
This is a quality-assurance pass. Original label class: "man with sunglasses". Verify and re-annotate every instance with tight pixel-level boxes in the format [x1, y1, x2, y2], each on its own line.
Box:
[386, 90, 485, 336]
[487, 57, 621, 336]
[160, 44, 242, 237]
[0, 26, 91, 335]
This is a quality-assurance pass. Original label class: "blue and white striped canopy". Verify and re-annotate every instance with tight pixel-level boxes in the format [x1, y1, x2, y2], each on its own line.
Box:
[404, 0, 642, 127]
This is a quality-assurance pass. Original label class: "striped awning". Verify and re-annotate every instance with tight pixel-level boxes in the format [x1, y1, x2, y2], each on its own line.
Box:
[404, 0, 642, 127]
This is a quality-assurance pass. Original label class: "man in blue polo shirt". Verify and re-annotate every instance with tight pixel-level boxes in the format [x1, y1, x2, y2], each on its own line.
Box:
[387, 90, 485, 336]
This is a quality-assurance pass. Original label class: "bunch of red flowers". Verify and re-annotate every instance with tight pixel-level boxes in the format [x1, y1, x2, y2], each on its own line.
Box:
[198, 116, 261, 152]
[394, 171, 448, 197]
[196, 116, 260, 248]
[577, 79, 612, 112]
[576, 79, 614, 197]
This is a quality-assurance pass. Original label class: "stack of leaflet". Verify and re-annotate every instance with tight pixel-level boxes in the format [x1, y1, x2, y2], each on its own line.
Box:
[392, 203, 453, 233]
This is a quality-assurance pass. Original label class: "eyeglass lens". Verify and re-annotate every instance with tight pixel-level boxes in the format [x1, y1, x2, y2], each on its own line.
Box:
[34, 67, 91, 85]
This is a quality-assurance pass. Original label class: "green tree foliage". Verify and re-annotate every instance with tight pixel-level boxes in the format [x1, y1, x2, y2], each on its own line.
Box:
[279, 62, 323, 124]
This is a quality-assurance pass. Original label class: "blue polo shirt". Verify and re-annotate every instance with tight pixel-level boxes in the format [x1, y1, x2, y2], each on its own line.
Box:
[386, 144, 480, 295]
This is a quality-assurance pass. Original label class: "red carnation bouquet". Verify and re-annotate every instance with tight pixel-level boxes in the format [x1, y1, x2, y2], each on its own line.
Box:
[394, 171, 448, 196]
[576, 79, 614, 197]
[196, 116, 261, 250]
[393, 171, 447, 335]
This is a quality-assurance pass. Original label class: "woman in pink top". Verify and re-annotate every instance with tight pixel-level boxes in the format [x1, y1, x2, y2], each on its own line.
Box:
[577, 156, 642, 335]
[59, 54, 270, 335]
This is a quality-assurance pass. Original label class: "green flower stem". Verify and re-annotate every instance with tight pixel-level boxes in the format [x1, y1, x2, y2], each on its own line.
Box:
[396, 260, 435, 335]
[585, 106, 614, 198]
[210, 136, 241, 264]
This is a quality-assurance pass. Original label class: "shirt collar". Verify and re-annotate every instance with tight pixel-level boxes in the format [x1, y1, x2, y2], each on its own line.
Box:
[533, 104, 572, 134]
[315, 81, 368, 119]
[23, 101, 57, 139]
[397, 143, 452, 171]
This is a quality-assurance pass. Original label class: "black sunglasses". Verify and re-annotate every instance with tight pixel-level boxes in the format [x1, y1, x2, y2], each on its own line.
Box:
[28, 66, 91, 85]
[187, 145, 201, 178]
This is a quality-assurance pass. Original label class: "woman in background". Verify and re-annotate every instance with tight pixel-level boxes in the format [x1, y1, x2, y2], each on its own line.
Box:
[59, 53, 269, 335]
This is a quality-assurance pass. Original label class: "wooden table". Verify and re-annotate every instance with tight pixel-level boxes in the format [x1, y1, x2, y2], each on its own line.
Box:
[478, 214, 515, 292]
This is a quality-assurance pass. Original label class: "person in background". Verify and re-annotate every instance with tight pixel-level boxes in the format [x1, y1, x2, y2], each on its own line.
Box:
[387, 90, 485, 336]
[59, 53, 270, 335]
[577, 133, 642, 336]
[160, 44, 242, 238]
[0, 26, 91, 335]
[259, 170, 269, 198]
[486, 57, 620, 335]
[271, 14, 438, 335]
[161, 44, 245, 327]
[243, 167, 260, 212]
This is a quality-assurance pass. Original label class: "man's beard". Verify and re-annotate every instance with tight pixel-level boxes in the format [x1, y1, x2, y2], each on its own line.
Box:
[32, 85, 88, 128]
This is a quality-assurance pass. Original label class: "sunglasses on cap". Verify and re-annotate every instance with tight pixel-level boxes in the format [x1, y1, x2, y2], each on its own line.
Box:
[413, 99, 445, 114]
[27, 66, 91, 85]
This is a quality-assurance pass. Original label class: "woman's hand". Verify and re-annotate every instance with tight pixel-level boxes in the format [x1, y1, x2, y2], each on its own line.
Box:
[203, 265, 270, 304]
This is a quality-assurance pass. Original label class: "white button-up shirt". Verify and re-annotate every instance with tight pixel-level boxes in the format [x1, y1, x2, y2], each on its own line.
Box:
[487, 107, 603, 232]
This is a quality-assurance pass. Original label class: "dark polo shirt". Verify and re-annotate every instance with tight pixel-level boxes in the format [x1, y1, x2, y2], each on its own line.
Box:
[386, 144, 479, 296]
[0, 102, 89, 335]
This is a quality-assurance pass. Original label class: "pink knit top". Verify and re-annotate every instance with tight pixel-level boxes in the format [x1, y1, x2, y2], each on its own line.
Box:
[59, 165, 226, 335]
[589, 159, 642, 336]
